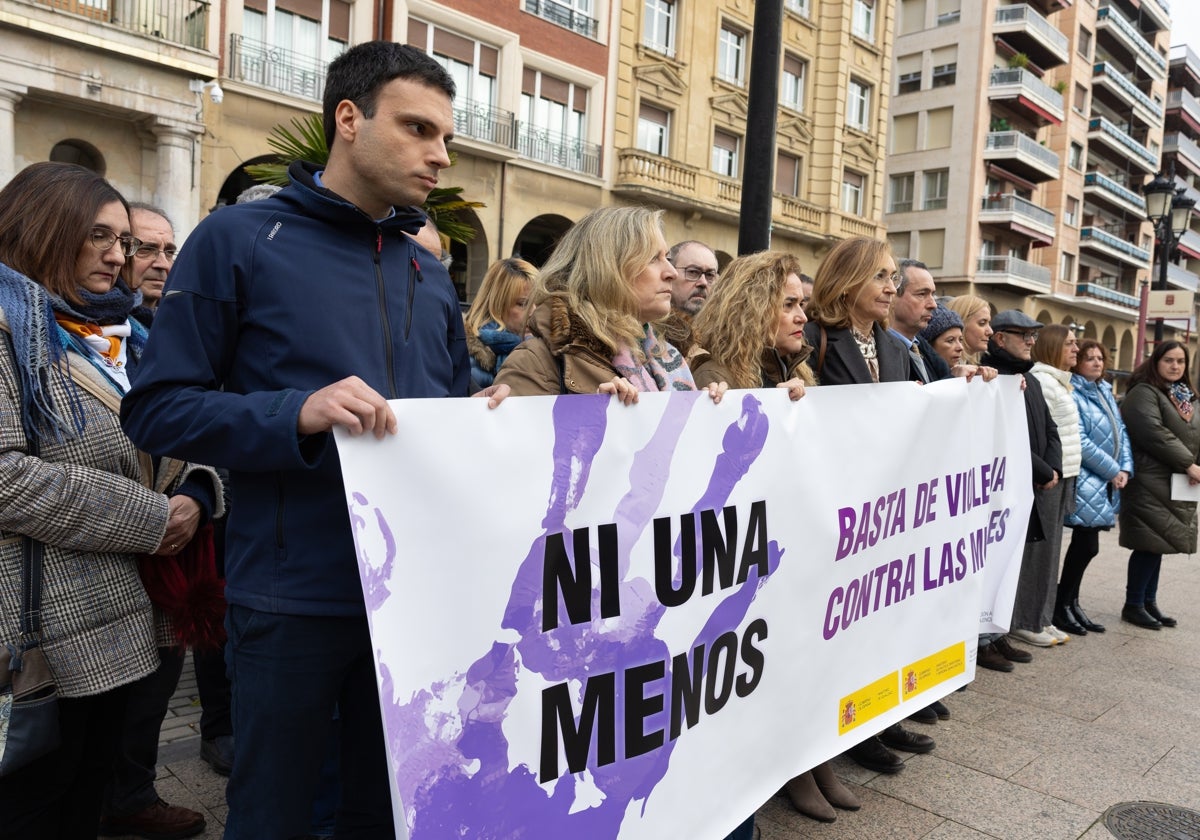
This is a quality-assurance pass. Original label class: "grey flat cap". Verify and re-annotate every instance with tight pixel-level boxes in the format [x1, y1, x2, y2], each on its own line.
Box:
[991, 309, 1043, 331]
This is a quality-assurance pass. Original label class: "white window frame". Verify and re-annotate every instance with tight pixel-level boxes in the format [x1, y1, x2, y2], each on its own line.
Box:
[842, 171, 865, 215]
[636, 103, 671, 156]
[785, 0, 810, 17]
[847, 79, 871, 130]
[852, 0, 876, 43]
[712, 130, 740, 177]
[643, 0, 675, 58]
[781, 54, 806, 112]
[718, 25, 746, 86]
[923, 169, 949, 210]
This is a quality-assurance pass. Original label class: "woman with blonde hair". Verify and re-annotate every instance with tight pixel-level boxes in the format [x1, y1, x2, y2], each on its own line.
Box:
[947, 295, 994, 364]
[464, 257, 538, 388]
[497, 206, 723, 403]
[803, 237, 909, 385]
[690, 250, 812, 398]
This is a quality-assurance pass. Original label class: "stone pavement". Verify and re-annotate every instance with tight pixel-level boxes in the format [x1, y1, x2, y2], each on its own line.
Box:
[127, 527, 1200, 839]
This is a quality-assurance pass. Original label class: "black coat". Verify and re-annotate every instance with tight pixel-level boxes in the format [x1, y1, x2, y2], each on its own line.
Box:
[982, 346, 1062, 486]
[805, 321, 911, 385]
[915, 334, 953, 382]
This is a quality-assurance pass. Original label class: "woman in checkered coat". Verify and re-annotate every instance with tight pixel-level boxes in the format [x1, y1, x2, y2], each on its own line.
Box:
[0, 163, 222, 837]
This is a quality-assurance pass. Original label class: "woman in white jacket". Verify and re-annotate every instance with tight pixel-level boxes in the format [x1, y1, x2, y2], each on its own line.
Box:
[1030, 324, 1082, 638]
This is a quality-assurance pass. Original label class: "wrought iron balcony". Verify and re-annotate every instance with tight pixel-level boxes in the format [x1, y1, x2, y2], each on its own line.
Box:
[453, 99, 516, 149]
[228, 34, 328, 100]
[516, 124, 601, 177]
[29, 0, 209, 48]
[523, 0, 598, 39]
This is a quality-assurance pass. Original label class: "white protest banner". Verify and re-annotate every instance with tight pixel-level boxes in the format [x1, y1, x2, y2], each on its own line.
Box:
[336, 376, 1032, 840]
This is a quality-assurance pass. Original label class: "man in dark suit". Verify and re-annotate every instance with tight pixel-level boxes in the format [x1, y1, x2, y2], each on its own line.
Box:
[889, 259, 952, 383]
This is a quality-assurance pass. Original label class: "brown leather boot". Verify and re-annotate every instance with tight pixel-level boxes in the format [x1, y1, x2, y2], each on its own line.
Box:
[811, 760, 862, 811]
[784, 771, 836, 822]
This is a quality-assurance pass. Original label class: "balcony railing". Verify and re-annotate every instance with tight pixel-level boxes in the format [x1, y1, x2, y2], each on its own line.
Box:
[984, 131, 1061, 170]
[980, 193, 1056, 229]
[1076, 281, 1140, 309]
[778, 195, 824, 228]
[1165, 132, 1200, 173]
[33, 0, 209, 47]
[453, 99, 516, 148]
[1080, 225, 1152, 265]
[1167, 88, 1200, 123]
[1167, 261, 1200, 292]
[1138, 0, 1170, 32]
[523, 0, 598, 39]
[1088, 116, 1158, 169]
[1097, 5, 1167, 74]
[516, 124, 601, 177]
[616, 152, 698, 193]
[1083, 171, 1147, 212]
[229, 34, 328, 100]
[1093, 61, 1164, 120]
[977, 255, 1052, 288]
[988, 67, 1065, 121]
[993, 5, 1069, 60]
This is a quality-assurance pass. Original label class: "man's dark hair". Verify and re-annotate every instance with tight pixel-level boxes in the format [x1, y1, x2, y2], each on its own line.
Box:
[896, 258, 928, 295]
[322, 42, 456, 149]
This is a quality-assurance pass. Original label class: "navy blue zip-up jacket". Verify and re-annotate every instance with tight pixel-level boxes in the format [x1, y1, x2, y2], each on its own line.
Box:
[122, 161, 469, 616]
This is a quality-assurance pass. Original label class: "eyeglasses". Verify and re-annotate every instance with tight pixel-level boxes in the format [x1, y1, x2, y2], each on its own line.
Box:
[1001, 330, 1039, 343]
[89, 227, 143, 258]
[133, 244, 178, 263]
[679, 266, 719, 283]
[873, 269, 902, 286]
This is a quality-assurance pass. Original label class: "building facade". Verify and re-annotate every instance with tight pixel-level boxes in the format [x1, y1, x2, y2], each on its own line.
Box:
[1163, 43, 1200, 323]
[884, 0, 1173, 375]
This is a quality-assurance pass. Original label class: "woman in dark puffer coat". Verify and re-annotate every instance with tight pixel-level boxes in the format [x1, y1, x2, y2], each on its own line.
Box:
[1118, 340, 1200, 630]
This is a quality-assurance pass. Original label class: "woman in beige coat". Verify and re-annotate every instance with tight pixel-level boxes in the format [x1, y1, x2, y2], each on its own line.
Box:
[0, 163, 222, 837]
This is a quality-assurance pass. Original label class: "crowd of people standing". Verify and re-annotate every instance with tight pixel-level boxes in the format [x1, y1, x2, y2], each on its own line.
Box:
[1, 37, 1197, 840]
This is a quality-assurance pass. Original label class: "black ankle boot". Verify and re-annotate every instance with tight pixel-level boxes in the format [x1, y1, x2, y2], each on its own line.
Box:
[1072, 599, 1105, 632]
[1053, 603, 1087, 635]
[1144, 601, 1177, 627]
[1121, 604, 1161, 629]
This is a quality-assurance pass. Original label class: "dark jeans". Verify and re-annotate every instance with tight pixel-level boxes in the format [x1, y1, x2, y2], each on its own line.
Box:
[0, 684, 131, 839]
[1059, 526, 1101, 605]
[193, 644, 232, 740]
[223, 605, 393, 840]
[104, 647, 186, 816]
[1126, 549, 1163, 605]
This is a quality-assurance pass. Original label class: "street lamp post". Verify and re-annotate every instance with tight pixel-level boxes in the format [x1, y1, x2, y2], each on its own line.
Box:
[1138, 167, 1198, 365]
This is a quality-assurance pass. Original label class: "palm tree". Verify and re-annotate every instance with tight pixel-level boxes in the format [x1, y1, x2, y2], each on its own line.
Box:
[243, 113, 483, 246]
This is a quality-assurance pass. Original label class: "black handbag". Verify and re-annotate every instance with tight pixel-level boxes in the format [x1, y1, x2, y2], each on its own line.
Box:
[0, 437, 61, 777]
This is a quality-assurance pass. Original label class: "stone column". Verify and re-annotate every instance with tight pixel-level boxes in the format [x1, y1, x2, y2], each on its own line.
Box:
[0, 86, 27, 189]
[151, 117, 203, 239]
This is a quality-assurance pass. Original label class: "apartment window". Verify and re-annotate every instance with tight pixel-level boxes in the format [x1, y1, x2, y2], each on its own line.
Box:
[841, 170, 865, 215]
[643, 0, 675, 58]
[781, 54, 807, 111]
[889, 232, 912, 259]
[919, 229, 945, 268]
[899, 0, 925, 34]
[244, 2, 349, 63]
[923, 169, 949, 209]
[892, 113, 918, 153]
[931, 46, 957, 88]
[776, 152, 801, 196]
[785, 0, 810, 17]
[936, 0, 960, 25]
[712, 129, 740, 176]
[897, 54, 921, 94]
[1065, 196, 1080, 227]
[1073, 83, 1088, 114]
[718, 25, 747, 86]
[636, 103, 670, 156]
[847, 78, 871, 130]
[852, 0, 876, 43]
[410, 23, 499, 112]
[926, 107, 953, 148]
[1060, 252, 1076, 285]
[1077, 26, 1092, 60]
[1068, 141, 1084, 171]
[890, 173, 915, 213]
[520, 69, 589, 171]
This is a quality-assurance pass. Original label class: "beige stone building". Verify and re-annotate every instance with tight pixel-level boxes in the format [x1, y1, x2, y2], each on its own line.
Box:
[0, 0, 219, 235]
[884, 0, 1174, 376]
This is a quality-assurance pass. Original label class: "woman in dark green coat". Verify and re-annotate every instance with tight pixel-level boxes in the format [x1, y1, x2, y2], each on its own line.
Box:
[1119, 340, 1200, 629]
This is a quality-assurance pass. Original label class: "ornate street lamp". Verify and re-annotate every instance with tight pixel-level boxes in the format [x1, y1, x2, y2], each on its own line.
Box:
[1137, 167, 1198, 365]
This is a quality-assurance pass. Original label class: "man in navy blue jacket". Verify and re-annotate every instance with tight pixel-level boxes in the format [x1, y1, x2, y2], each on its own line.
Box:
[123, 42, 471, 839]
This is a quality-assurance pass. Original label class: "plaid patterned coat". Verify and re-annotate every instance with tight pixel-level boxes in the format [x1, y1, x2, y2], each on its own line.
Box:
[0, 308, 220, 697]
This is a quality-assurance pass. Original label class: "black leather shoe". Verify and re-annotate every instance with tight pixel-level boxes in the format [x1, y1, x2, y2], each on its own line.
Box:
[930, 700, 950, 720]
[879, 723, 934, 754]
[978, 642, 1015, 671]
[1072, 600, 1105, 633]
[845, 736, 904, 773]
[1144, 601, 1177, 627]
[1121, 604, 1161, 630]
[201, 735, 234, 776]
[992, 636, 1033, 663]
[1052, 605, 1087, 636]
[908, 705, 938, 724]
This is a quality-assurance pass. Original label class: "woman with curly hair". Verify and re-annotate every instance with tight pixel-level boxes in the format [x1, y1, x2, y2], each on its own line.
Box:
[464, 257, 538, 388]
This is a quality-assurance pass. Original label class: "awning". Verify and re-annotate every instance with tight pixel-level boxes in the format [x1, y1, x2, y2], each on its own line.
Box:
[1180, 240, 1200, 261]
[1011, 221, 1054, 247]
[986, 163, 1037, 193]
[1017, 95, 1062, 125]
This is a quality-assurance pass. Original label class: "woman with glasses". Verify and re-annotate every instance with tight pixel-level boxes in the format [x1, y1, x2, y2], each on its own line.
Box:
[1118, 340, 1200, 630]
[1028, 325, 1083, 639]
[464, 257, 539, 389]
[0, 162, 222, 836]
[803, 236, 911, 386]
[1060, 340, 1131, 635]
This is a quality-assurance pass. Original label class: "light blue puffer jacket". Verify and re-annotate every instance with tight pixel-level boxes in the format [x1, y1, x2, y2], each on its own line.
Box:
[1065, 374, 1133, 527]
